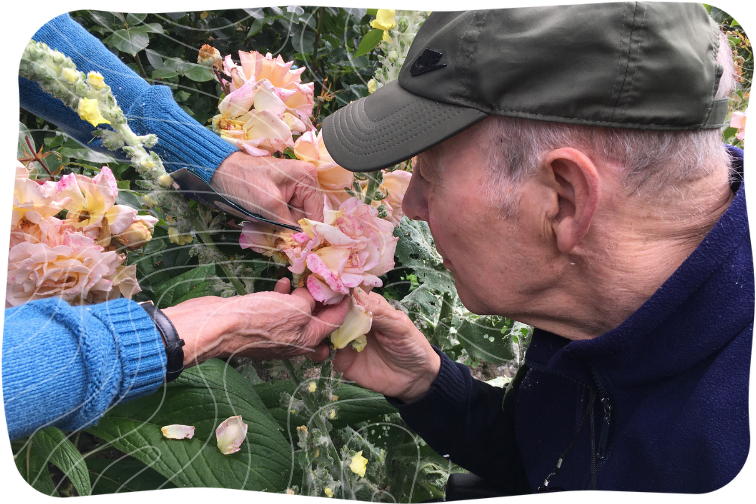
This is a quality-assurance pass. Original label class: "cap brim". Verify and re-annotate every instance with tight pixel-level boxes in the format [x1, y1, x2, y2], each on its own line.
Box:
[322, 80, 488, 172]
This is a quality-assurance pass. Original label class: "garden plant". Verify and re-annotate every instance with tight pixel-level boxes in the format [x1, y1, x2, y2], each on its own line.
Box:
[10, 5, 750, 500]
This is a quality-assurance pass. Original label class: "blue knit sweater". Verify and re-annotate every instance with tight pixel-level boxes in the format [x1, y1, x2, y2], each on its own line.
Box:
[19, 13, 237, 183]
[393, 148, 752, 493]
[3, 13, 240, 440]
[3, 299, 166, 440]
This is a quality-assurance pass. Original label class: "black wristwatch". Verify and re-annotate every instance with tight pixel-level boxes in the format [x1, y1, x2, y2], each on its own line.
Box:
[140, 301, 185, 382]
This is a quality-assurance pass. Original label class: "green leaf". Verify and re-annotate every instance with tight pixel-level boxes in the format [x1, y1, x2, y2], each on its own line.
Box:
[184, 64, 215, 82]
[125, 13, 148, 26]
[59, 146, 116, 164]
[394, 218, 457, 296]
[88, 457, 174, 494]
[386, 442, 464, 502]
[18, 121, 33, 159]
[145, 49, 165, 68]
[207, 17, 236, 39]
[152, 263, 214, 308]
[152, 68, 180, 80]
[88, 11, 122, 30]
[103, 28, 150, 56]
[247, 18, 266, 38]
[31, 427, 92, 496]
[454, 315, 516, 365]
[12, 438, 59, 496]
[243, 8, 265, 19]
[86, 359, 292, 491]
[115, 189, 142, 209]
[255, 380, 395, 433]
[354, 29, 384, 58]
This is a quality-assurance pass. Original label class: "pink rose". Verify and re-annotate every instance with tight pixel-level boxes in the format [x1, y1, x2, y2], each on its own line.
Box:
[6, 233, 122, 306]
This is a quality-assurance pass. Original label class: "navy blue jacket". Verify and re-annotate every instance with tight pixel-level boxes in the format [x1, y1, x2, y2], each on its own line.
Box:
[393, 147, 752, 493]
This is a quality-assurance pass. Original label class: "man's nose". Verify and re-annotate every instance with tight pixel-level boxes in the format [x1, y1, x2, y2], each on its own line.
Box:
[401, 173, 429, 222]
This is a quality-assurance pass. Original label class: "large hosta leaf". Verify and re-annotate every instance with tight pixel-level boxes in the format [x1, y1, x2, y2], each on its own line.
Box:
[254, 380, 395, 435]
[31, 427, 91, 496]
[86, 359, 292, 491]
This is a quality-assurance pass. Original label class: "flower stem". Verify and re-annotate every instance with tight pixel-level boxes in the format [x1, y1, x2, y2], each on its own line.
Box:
[363, 172, 380, 205]
[188, 212, 247, 296]
[433, 292, 454, 341]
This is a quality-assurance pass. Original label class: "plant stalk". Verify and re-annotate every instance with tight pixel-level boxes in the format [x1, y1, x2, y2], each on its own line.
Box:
[188, 212, 247, 296]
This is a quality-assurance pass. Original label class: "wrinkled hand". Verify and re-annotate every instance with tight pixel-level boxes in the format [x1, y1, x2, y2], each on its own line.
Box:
[334, 289, 441, 403]
[163, 278, 348, 366]
[210, 151, 324, 225]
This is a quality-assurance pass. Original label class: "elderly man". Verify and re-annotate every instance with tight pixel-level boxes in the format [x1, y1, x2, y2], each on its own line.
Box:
[322, 4, 752, 494]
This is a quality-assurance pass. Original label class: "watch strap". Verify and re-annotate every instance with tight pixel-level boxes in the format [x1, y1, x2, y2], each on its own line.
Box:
[140, 301, 185, 382]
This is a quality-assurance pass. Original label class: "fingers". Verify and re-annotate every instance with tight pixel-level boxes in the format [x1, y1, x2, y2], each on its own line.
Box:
[291, 285, 317, 312]
[274, 277, 291, 294]
[303, 295, 349, 341]
[333, 344, 358, 374]
[307, 343, 331, 362]
[353, 288, 411, 338]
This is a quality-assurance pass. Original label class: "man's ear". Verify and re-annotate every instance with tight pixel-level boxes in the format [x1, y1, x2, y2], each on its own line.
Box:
[540, 148, 601, 255]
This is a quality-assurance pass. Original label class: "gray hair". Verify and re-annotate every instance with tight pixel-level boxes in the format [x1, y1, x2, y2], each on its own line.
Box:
[484, 30, 738, 218]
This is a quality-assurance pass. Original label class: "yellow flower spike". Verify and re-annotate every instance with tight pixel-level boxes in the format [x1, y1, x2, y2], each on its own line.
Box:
[61, 67, 78, 84]
[328, 409, 336, 420]
[314, 446, 320, 458]
[143, 195, 158, 207]
[87, 71, 106, 90]
[308, 382, 317, 393]
[77, 98, 110, 127]
[349, 451, 368, 478]
[331, 395, 339, 402]
[158, 173, 174, 188]
[324, 487, 334, 498]
[367, 79, 378, 94]
[297, 425, 308, 435]
[371, 10, 396, 41]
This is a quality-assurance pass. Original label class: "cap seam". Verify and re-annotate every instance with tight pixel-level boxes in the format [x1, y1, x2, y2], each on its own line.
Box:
[702, 19, 725, 127]
[457, 11, 487, 103]
[621, 3, 647, 120]
[603, 2, 631, 121]
[612, 1, 641, 123]
[335, 103, 472, 155]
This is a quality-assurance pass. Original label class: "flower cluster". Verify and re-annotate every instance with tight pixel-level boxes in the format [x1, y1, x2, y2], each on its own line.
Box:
[731, 108, 748, 141]
[210, 50, 315, 156]
[367, 10, 429, 93]
[7, 163, 156, 306]
[211, 48, 412, 351]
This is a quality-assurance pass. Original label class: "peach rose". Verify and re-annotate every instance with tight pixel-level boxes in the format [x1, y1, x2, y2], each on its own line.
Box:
[6, 233, 122, 306]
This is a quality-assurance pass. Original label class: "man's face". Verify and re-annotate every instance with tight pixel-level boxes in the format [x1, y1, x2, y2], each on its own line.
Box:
[401, 122, 561, 318]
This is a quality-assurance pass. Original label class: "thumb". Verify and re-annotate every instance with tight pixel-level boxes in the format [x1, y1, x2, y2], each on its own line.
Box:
[303, 294, 350, 341]
[354, 288, 410, 337]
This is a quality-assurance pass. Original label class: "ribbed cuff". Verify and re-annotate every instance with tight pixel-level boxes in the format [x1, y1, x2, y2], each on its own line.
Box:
[386, 346, 469, 414]
[126, 86, 238, 183]
[88, 299, 167, 403]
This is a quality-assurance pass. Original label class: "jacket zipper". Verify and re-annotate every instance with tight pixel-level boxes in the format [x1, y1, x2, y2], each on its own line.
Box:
[590, 366, 613, 463]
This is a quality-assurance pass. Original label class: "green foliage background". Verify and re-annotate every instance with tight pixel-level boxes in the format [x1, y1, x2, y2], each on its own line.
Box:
[13, 5, 750, 500]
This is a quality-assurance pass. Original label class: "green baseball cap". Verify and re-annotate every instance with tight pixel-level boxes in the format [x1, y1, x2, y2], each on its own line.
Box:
[322, 3, 729, 172]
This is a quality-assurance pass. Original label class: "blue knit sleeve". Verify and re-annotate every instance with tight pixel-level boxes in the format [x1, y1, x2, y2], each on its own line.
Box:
[2, 298, 166, 440]
[19, 13, 237, 183]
